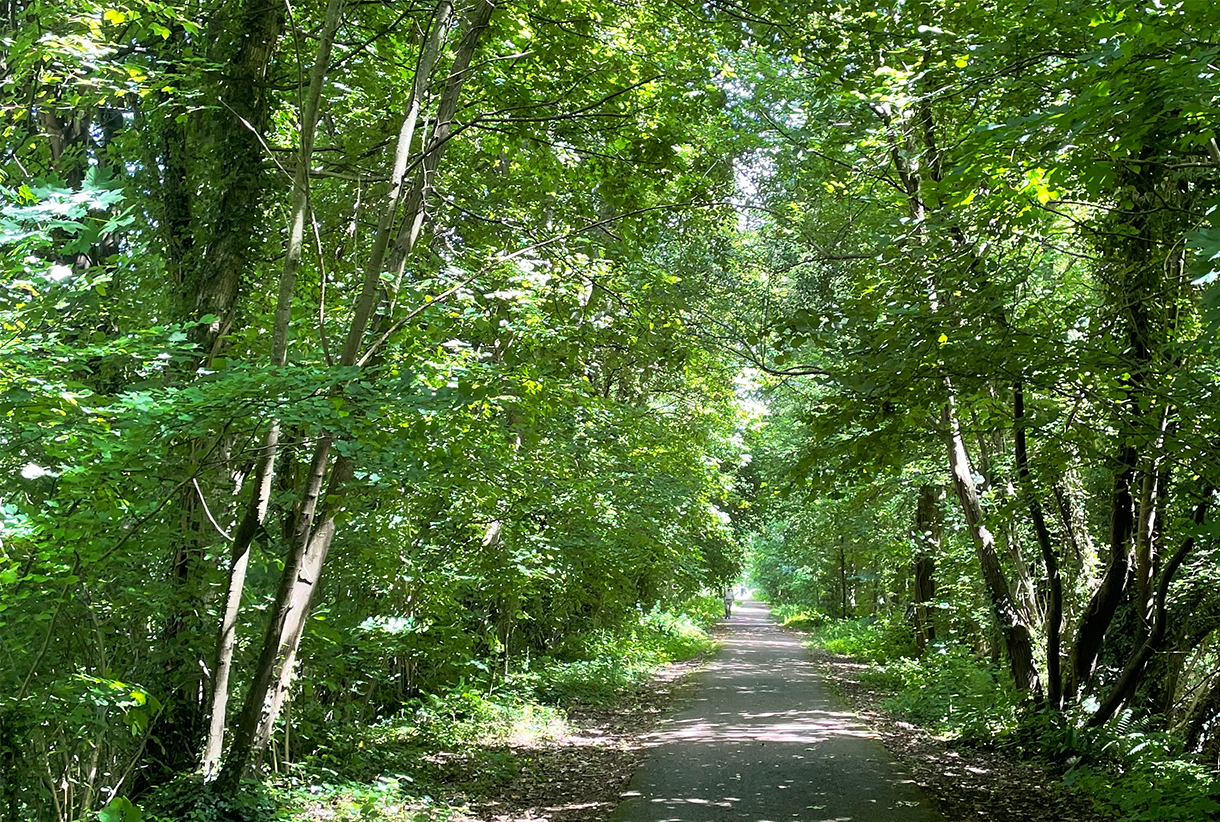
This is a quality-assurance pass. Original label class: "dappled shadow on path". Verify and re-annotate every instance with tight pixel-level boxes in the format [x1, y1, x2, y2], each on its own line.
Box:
[611, 601, 941, 822]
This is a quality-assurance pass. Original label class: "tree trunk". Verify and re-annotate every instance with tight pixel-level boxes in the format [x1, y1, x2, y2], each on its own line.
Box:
[838, 535, 849, 619]
[1052, 473, 1092, 576]
[912, 484, 943, 653]
[1067, 443, 1137, 702]
[387, 0, 495, 280]
[216, 0, 494, 787]
[134, 0, 287, 783]
[217, 434, 336, 789]
[1090, 492, 1210, 726]
[943, 389, 1041, 693]
[250, 457, 355, 766]
[187, 0, 286, 363]
[202, 0, 347, 775]
[1013, 381, 1064, 709]
[877, 91, 1037, 691]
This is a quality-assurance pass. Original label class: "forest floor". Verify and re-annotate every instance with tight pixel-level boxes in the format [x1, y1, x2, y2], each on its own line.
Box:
[438, 627, 1112, 822]
[454, 656, 707, 822]
[808, 648, 1113, 822]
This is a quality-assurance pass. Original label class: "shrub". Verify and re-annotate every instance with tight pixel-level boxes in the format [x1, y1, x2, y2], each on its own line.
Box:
[869, 649, 1021, 740]
[675, 592, 725, 630]
[1049, 711, 1220, 822]
[808, 615, 917, 662]
[142, 774, 279, 822]
[526, 604, 717, 705]
[640, 606, 719, 660]
[771, 603, 828, 632]
[1065, 758, 1219, 822]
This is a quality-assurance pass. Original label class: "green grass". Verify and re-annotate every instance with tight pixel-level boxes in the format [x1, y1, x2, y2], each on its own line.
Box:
[779, 612, 1220, 822]
[525, 600, 719, 706]
[152, 600, 721, 822]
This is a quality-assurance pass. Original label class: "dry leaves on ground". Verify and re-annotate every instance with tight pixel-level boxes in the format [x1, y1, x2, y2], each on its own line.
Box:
[808, 647, 1112, 822]
[458, 657, 705, 822]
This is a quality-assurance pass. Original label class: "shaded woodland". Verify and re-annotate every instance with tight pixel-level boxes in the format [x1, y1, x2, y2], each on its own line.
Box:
[3, 0, 1220, 820]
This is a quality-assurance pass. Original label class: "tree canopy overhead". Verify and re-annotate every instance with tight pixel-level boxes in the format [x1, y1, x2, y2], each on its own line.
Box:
[3, 0, 1220, 818]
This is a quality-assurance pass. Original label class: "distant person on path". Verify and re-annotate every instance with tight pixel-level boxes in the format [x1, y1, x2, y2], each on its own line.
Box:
[723, 587, 734, 618]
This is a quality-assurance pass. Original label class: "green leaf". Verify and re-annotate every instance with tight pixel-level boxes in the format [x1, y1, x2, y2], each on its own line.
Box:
[98, 796, 141, 822]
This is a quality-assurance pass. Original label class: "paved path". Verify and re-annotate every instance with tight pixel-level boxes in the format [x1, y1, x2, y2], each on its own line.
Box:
[612, 600, 942, 822]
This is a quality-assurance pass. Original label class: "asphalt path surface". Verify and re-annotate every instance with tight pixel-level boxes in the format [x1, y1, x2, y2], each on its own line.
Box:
[611, 599, 943, 822]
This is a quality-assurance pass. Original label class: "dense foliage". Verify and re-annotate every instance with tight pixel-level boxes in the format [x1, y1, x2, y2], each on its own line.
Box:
[742, 0, 1220, 816]
[0, 0, 749, 816]
[4, 0, 1220, 819]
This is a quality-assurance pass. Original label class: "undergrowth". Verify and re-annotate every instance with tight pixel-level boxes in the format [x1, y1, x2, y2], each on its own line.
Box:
[143, 598, 720, 822]
[1035, 709, 1220, 822]
[782, 609, 1220, 822]
[859, 648, 1022, 741]
[530, 600, 719, 705]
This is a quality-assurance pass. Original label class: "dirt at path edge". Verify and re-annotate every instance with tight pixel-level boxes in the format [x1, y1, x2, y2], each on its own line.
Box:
[809, 647, 1113, 822]
[458, 626, 1112, 822]
[458, 655, 708, 822]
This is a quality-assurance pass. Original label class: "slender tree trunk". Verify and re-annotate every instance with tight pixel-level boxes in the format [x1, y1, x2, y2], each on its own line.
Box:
[1133, 467, 1158, 617]
[1090, 492, 1210, 726]
[218, 434, 335, 788]
[1132, 431, 1169, 635]
[971, 401, 1037, 621]
[216, 0, 493, 786]
[1067, 444, 1137, 702]
[944, 389, 1040, 693]
[838, 535, 849, 619]
[1134, 411, 1172, 639]
[1052, 474, 1092, 576]
[913, 484, 943, 653]
[250, 457, 355, 766]
[252, 4, 496, 758]
[201, 0, 347, 775]
[388, 0, 494, 279]
[1013, 381, 1064, 709]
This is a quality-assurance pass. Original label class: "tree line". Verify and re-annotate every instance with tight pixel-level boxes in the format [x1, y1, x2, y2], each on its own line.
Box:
[743, 0, 1220, 764]
[1, 0, 750, 815]
[4, 0, 1220, 818]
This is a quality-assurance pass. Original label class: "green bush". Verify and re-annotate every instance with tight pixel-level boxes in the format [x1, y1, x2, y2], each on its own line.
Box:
[867, 649, 1021, 740]
[1044, 711, 1220, 822]
[532, 654, 655, 704]
[142, 774, 279, 822]
[410, 686, 564, 746]
[771, 603, 828, 632]
[528, 606, 716, 705]
[675, 592, 726, 630]
[277, 771, 461, 822]
[1066, 758, 1219, 822]
[640, 605, 720, 660]
[807, 616, 917, 663]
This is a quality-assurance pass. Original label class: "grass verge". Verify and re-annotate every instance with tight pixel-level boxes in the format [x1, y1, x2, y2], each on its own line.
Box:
[779, 608, 1219, 822]
[143, 598, 720, 822]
